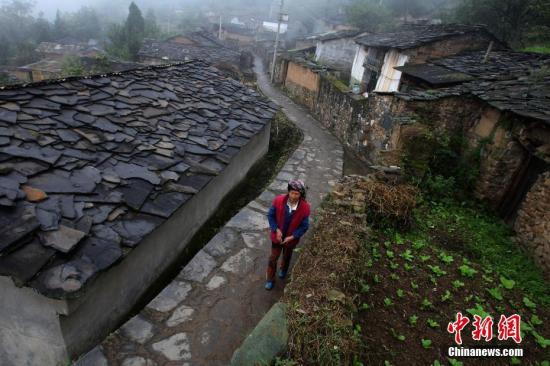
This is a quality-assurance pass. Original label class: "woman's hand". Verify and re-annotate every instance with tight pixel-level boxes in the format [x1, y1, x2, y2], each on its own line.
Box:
[282, 235, 295, 245]
[276, 229, 283, 243]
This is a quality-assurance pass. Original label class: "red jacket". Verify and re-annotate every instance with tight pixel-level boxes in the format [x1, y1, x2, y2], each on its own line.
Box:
[269, 194, 310, 246]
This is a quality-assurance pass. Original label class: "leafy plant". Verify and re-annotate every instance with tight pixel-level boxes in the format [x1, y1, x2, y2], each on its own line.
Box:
[421, 298, 433, 310]
[500, 276, 516, 290]
[384, 297, 394, 306]
[459, 264, 478, 278]
[420, 255, 431, 262]
[411, 281, 419, 290]
[452, 280, 465, 289]
[438, 252, 454, 264]
[428, 265, 447, 277]
[448, 359, 464, 366]
[427, 318, 440, 328]
[441, 290, 452, 302]
[466, 304, 490, 318]
[401, 249, 414, 261]
[361, 303, 370, 310]
[532, 330, 550, 348]
[523, 297, 537, 309]
[409, 315, 418, 326]
[530, 314, 543, 326]
[412, 238, 427, 250]
[421, 339, 432, 349]
[386, 250, 395, 259]
[390, 273, 400, 280]
[396, 289, 405, 298]
[487, 287, 503, 301]
[404, 263, 414, 271]
[389, 261, 399, 270]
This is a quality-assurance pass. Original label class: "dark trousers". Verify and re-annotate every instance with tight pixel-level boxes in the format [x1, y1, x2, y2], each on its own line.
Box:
[266, 242, 296, 281]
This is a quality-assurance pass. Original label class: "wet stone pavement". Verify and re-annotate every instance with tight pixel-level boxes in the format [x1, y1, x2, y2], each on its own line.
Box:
[77, 58, 343, 366]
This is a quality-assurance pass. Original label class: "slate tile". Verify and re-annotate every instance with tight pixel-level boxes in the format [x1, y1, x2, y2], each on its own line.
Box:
[112, 214, 163, 247]
[0, 203, 40, 253]
[0, 109, 18, 124]
[119, 178, 154, 211]
[141, 192, 189, 218]
[113, 162, 161, 185]
[0, 238, 55, 285]
[0, 144, 62, 165]
[28, 166, 100, 194]
[40, 225, 86, 253]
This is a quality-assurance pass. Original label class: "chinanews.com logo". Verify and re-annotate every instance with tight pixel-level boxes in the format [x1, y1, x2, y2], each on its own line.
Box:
[446, 312, 524, 358]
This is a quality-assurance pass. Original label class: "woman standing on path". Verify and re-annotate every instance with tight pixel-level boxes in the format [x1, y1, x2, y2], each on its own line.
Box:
[265, 180, 311, 290]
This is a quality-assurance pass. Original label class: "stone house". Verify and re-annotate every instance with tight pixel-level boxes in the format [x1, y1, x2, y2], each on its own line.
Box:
[378, 51, 550, 275]
[350, 24, 502, 93]
[0, 61, 276, 365]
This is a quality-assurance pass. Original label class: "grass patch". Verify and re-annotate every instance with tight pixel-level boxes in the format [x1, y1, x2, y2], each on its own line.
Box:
[523, 45, 550, 54]
[282, 175, 549, 365]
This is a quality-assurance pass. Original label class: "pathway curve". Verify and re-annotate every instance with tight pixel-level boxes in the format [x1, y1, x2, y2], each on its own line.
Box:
[76, 57, 343, 366]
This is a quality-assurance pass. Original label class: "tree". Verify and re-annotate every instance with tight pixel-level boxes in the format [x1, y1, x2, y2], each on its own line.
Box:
[69, 7, 102, 40]
[346, 0, 393, 32]
[452, 0, 550, 47]
[54, 10, 68, 39]
[125, 2, 145, 60]
[144, 9, 161, 39]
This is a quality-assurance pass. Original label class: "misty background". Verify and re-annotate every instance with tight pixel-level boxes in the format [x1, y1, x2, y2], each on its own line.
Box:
[1, 0, 549, 84]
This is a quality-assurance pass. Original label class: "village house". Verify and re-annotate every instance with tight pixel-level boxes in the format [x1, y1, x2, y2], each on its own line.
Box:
[370, 50, 550, 275]
[36, 38, 104, 61]
[218, 23, 256, 46]
[15, 57, 140, 83]
[0, 60, 276, 365]
[312, 29, 363, 73]
[350, 23, 502, 93]
[138, 32, 253, 78]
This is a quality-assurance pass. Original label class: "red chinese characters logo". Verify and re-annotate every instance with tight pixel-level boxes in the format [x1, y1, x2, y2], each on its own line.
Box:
[447, 313, 522, 344]
[497, 314, 522, 344]
[447, 312, 470, 345]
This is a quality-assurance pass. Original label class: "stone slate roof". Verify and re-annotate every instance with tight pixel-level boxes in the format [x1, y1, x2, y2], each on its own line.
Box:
[0, 61, 276, 299]
[308, 29, 362, 42]
[395, 63, 474, 86]
[36, 41, 103, 57]
[397, 51, 550, 124]
[138, 33, 240, 66]
[355, 24, 496, 50]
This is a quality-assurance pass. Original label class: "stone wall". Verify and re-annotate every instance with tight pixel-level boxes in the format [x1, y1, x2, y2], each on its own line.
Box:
[283, 62, 320, 110]
[515, 171, 550, 277]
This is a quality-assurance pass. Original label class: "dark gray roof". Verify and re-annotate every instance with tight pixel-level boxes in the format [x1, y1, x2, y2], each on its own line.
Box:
[0, 61, 276, 298]
[397, 51, 550, 124]
[395, 63, 474, 86]
[138, 32, 241, 66]
[355, 24, 496, 49]
[309, 29, 362, 42]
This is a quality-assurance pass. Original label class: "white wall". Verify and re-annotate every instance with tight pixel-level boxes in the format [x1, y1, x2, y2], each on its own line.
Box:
[314, 38, 359, 71]
[374, 49, 409, 92]
[350, 45, 368, 86]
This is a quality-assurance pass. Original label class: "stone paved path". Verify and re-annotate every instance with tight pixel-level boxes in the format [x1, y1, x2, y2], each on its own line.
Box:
[75, 57, 343, 366]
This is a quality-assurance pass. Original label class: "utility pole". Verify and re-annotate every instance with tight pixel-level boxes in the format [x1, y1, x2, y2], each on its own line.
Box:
[218, 15, 222, 40]
[270, 0, 285, 83]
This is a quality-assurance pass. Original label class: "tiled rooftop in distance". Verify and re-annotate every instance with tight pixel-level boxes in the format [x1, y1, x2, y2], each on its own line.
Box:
[355, 24, 496, 50]
[138, 32, 241, 65]
[0, 60, 277, 299]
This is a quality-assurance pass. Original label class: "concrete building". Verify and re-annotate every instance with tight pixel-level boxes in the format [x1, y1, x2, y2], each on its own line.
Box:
[0, 60, 276, 365]
[350, 24, 502, 93]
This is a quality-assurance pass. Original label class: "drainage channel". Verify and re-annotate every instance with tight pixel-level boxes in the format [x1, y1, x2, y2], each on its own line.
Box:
[118, 111, 303, 338]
